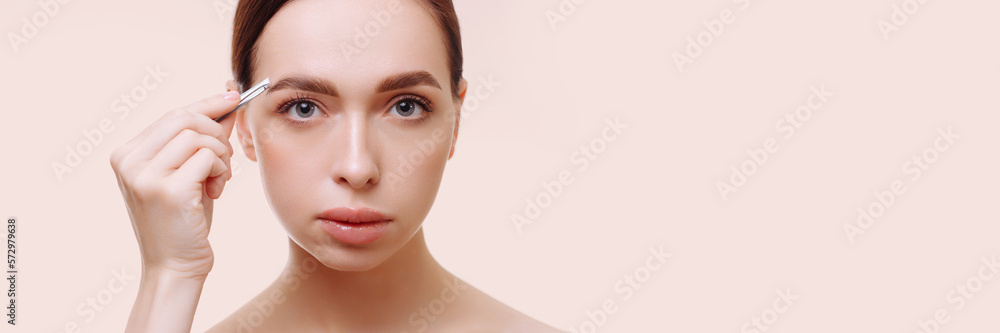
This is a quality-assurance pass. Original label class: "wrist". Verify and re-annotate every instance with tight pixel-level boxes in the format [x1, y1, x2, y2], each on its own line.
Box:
[142, 258, 213, 281]
[142, 266, 210, 284]
[127, 266, 207, 333]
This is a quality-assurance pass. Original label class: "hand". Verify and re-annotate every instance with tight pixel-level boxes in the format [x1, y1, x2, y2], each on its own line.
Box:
[110, 90, 241, 278]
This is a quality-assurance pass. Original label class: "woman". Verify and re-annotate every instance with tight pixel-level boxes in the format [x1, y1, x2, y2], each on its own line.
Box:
[111, 0, 562, 331]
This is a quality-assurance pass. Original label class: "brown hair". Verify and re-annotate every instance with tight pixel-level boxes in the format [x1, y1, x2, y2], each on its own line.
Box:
[231, 0, 464, 99]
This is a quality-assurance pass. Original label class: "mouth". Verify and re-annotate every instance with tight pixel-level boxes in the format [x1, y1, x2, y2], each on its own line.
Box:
[318, 207, 391, 245]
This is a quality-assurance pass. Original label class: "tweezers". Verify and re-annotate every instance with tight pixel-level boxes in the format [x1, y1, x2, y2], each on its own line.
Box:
[214, 77, 271, 122]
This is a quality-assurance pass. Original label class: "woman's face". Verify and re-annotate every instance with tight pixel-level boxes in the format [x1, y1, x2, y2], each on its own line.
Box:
[235, 0, 464, 271]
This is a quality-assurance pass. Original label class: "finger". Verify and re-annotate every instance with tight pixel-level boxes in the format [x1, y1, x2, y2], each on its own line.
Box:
[171, 148, 228, 192]
[127, 109, 230, 167]
[146, 129, 231, 177]
[221, 80, 240, 142]
[206, 172, 228, 200]
[182, 90, 240, 121]
[117, 91, 239, 162]
[187, 91, 240, 158]
[205, 162, 230, 200]
[217, 107, 238, 156]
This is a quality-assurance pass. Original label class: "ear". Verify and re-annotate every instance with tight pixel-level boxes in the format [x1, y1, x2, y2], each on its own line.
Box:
[229, 79, 258, 162]
[226, 79, 239, 93]
[448, 78, 468, 160]
[235, 107, 258, 162]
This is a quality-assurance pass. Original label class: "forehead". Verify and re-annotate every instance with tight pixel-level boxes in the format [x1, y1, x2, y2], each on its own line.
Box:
[254, 0, 448, 88]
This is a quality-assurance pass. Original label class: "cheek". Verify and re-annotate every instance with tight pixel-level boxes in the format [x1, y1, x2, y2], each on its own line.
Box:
[380, 128, 452, 217]
[252, 122, 329, 226]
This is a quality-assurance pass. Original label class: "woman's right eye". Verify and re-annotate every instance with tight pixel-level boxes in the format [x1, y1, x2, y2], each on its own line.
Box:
[285, 100, 320, 120]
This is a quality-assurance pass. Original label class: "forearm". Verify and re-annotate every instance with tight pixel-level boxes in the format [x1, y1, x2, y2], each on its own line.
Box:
[125, 268, 207, 333]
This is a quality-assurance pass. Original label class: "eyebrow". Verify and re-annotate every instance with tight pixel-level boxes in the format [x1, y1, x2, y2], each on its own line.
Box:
[266, 70, 442, 97]
[376, 70, 441, 93]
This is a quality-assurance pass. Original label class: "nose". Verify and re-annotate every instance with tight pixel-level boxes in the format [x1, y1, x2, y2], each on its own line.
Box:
[331, 116, 379, 190]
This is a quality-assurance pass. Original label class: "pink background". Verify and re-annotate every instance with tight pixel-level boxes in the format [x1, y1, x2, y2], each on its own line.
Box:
[1, 0, 999, 332]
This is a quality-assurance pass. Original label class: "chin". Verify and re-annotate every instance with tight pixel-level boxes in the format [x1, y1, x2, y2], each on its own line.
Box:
[290, 228, 399, 272]
[315, 246, 392, 272]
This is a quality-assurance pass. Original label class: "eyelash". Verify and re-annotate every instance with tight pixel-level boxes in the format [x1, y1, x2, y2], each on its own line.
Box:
[273, 93, 434, 127]
[394, 94, 434, 124]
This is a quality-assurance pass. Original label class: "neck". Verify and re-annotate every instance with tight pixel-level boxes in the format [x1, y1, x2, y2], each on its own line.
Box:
[277, 228, 451, 331]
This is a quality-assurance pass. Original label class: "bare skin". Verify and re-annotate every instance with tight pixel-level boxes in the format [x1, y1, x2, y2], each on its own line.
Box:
[206, 233, 557, 333]
[113, 0, 562, 332]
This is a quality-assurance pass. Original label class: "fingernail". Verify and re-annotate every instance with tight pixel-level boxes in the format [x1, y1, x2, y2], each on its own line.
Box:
[223, 91, 240, 100]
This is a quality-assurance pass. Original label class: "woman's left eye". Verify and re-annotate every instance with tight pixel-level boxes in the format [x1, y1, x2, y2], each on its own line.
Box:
[286, 101, 320, 119]
[390, 98, 427, 118]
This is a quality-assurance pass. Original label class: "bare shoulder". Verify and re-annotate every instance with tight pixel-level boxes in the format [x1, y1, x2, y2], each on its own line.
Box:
[437, 279, 566, 333]
[203, 291, 286, 333]
[203, 306, 256, 333]
[203, 277, 564, 333]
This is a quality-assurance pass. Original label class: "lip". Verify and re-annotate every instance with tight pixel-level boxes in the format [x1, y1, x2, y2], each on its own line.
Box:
[318, 207, 391, 245]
